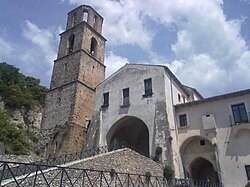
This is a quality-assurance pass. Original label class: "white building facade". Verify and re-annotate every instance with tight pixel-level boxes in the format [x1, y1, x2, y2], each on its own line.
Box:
[176, 89, 250, 187]
[86, 63, 250, 186]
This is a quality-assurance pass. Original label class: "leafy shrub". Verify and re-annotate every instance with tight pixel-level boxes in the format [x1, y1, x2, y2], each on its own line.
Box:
[145, 172, 152, 183]
[0, 109, 31, 155]
[110, 168, 116, 179]
[163, 165, 174, 179]
[155, 146, 162, 155]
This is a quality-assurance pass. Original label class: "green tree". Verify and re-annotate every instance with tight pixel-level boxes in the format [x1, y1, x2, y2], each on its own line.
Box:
[0, 109, 31, 155]
[0, 62, 21, 85]
[0, 62, 47, 108]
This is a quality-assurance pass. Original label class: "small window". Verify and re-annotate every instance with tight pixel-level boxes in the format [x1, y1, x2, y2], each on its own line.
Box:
[182, 96, 186, 103]
[231, 103, 248, 124]
[200, 139, 205, 146]
[179, 114, 187, 127]
[72, 12, 77, 27]
[83, 11, 88, 22]
[90, 37, 97, 56]
[178, 94, 181, 102]
[58, 87, 62, 105]
[103, 92, 109, 106]
[144, 78, 152, 96]
[123, 88, 129, 106]
[68, 34, 75, 54]
[94, 15, 97, 25]
[64, 63, 68, 71]
[245, 165, 250, 180]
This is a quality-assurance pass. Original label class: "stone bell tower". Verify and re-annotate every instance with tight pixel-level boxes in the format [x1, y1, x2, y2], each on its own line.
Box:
[40, 5, 106, 157]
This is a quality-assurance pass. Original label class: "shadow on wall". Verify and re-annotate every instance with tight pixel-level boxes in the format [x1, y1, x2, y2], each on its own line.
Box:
[106, 116, 149, 156]
[226, 128, 250, 157]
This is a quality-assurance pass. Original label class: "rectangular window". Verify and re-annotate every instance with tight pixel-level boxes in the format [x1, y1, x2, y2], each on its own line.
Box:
[231, 103, 248, 124]
[245, 165, 250, 180]
[103, 92, 109, 106]
[144, 78, 152, 96]
[123, 88, 129, 106]
[179, 114, 188, 127]
[200, 139, 205, 146]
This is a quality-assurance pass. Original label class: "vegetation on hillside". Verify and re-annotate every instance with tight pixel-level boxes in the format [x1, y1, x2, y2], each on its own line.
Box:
[0, 62, 47, 155]
[0, 62, 47, 109]
[0, 109, 31, 154]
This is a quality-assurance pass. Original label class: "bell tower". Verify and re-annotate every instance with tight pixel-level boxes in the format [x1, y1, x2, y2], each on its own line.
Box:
[40, 5, 106, 156]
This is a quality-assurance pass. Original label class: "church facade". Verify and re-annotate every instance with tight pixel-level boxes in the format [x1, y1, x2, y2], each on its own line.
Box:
[86, 63, 250, 187]
[40, 5, 250, 187]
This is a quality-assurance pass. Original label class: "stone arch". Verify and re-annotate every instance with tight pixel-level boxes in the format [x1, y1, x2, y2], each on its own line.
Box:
[180, 136, 219, 181]
[190, 157, 218, 182]
[106, 116, 149, 156]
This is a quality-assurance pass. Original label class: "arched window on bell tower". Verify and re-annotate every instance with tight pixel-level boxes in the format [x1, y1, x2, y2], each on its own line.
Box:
[68, 34, 75, 54]
[90, 37, 97, 56]
[71, 12, 77, 27]
[83, 11, 88, 22]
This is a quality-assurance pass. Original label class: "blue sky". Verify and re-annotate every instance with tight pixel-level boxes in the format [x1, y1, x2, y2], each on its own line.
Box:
[0, 0, 250, 97]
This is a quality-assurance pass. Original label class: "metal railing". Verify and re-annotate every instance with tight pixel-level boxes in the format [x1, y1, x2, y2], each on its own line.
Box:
[0, 142, 131, 181]
[43, 141, 130, 166]
[0, 161, 223, 187]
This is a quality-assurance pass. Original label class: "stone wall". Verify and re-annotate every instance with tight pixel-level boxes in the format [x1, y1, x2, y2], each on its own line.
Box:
[0, 154, 35, 163]
[66, 148, 163, 176]
[2, 148, 164, 186]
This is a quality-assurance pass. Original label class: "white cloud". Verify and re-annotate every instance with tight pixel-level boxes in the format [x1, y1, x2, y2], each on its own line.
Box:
[0, 37, 13, 59]
[22, 20, 59, 64]
[21, 20, 61, 86]
[167, 1, 250, 96]
[61, 0, 250, 96]
[105, 52, 129, 78]
[61, 0, 154, 50]
[172, 54, 227, 96]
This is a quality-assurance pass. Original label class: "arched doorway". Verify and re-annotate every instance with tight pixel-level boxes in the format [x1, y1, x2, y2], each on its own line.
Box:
[106, 116, 149, 156]
[180, 136, 219, 182]
[190, 157, 218, 182]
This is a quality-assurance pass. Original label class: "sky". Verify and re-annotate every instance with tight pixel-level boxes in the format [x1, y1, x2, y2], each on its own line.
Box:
[0, 0, 250, 97]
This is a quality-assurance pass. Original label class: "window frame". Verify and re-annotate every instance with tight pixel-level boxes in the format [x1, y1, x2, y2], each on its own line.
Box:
[143, 78, 153, 97]
[102, 92, 109, 107]
[231, 103, 248, 124]
[179, 113, 188, 127]
[122, 88, 130, 106]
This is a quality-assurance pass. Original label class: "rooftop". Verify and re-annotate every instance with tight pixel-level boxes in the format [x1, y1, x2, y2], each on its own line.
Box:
[175, 88, 250, 108]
